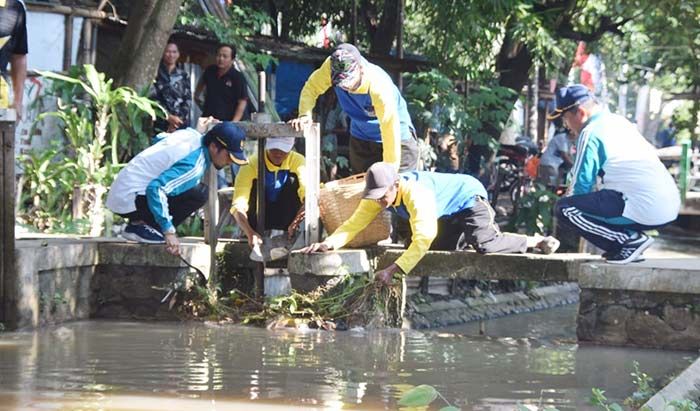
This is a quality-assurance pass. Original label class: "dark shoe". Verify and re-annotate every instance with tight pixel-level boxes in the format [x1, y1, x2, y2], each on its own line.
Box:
[605, 234, 653, 265]
[602, 250, 644, 263]
[121, 223, 165, 244]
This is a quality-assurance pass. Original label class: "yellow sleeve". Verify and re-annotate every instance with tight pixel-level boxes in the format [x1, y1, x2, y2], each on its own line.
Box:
[298, 57, 333, 118]
[324, 199, 382, 249]
[394, 182, 438, 273]
[368, 76, 402, 169]
[290, 152, 306, 201]
[231, 158, 257, 214]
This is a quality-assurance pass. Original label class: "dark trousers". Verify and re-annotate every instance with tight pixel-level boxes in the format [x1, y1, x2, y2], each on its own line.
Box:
[246, 177, 302, 231]
[349, 133, 419, 173]
[119, 184, 208, 231]
[555, 189, 669, 253]
[431, 197, 528, 253]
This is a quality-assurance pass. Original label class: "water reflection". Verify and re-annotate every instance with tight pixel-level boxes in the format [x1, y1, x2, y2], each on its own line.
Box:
[0, 310, 695, 410]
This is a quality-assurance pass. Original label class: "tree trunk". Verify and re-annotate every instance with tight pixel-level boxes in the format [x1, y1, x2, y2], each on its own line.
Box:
[369, 0, 400, 55]
[482, 26, 534, 141]
[496, 30, 533, 94]
[111, 0, 184, 91]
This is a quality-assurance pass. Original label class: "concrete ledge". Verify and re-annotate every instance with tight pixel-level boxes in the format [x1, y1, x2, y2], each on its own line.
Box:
[377, 249, 597, 281]
[644, 357, 700, 410]
[288, 250, 371, 276]
[579, 258, 700, 294]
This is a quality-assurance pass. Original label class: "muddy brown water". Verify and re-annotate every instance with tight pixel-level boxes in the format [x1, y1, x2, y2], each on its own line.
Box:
[0, 305, 694, 410]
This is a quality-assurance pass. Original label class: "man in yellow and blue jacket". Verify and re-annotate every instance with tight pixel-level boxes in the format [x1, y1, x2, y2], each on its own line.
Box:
[290, 43, 418, 173]
[231, 137, 306, 250]
[302, 162, 559, 284]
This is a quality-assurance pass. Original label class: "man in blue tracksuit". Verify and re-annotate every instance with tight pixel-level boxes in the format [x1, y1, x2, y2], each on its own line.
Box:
[106, 122, 248, 255]
[549, 85, 680, 264]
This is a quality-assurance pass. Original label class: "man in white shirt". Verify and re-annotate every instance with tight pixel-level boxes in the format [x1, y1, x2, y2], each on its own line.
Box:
[549, 85, 680, 264]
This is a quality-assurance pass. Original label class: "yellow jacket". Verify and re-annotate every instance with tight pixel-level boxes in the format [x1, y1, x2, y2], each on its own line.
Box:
[323, 179, 437, 273]
[298, 57, 407, 168]
[231, 151, 306, 214]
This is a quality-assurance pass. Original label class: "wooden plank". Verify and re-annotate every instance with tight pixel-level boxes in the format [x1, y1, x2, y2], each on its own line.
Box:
[234, 121, 308, 139]
[1, 110, 16, 325]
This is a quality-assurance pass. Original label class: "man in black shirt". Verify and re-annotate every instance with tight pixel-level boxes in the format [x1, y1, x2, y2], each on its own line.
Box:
[195, 44, 248, 121]
[0, 0, 27, 119]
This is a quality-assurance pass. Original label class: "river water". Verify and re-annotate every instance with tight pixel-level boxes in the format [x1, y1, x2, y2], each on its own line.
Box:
[0, 305, 694, 411]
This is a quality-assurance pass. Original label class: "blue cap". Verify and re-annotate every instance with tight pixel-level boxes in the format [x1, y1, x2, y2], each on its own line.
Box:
[547, 84, 593, 120]
[206, 122, 248, 165]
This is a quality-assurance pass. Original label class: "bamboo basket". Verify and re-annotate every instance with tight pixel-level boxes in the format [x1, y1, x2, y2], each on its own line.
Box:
[318, 173, 391, 247]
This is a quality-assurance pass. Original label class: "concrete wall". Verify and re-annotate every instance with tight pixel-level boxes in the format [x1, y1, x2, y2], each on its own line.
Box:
[578, 289, 700, 350]
[578, 259, 700, 351]
[8, 238, 217, 329]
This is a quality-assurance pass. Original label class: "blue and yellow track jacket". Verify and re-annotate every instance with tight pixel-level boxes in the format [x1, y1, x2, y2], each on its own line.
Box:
[106, 128, 210, 233]
[324, 172, 488, 273]
[298, 57, 414, 168]
[231, 151, 306, 214]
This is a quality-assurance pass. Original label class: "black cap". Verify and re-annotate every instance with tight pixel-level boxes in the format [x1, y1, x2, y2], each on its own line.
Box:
[363, 162, 399, 200]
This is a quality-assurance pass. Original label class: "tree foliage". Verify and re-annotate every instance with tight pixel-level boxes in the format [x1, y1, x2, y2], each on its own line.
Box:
[178, 0, 275, 67]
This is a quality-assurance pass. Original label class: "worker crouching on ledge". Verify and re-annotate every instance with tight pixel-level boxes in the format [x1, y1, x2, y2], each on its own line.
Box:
[231, 137, 306, 260]
[301, 162, 560, 284]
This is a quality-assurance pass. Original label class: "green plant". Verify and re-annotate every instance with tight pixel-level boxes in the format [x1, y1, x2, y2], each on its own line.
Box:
[398, 384, 460, 410]
[671, 102, 697, 145]
[625, 361, 656, 408]
[17, 144, 77, 231]
[666, 400, 700, 411]
[404, 70, 515, 150]
[176, 215, 204, 237]
[508, 184, 559, 235]
[590, 388, 625, 411]
[18, 65, 164, 235]
[39, 65, 163, 165]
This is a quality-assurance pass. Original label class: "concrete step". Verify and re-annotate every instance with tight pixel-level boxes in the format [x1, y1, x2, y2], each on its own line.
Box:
[579, 257, 700, 294]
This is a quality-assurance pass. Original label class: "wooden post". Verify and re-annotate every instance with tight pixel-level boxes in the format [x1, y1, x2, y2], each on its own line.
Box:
[204, 165, 218, 291]
[80, 18, 92, 66]
[63, 15, 74, 71]
[396, 0, 404, 91]
[304, 123, 320, 244]
[90, 21, 98, 65]
[254, 71, 267, 298]
[1, 109, 16, 326]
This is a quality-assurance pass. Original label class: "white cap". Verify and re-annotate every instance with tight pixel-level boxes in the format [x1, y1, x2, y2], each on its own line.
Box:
[265, 137, 295, 153]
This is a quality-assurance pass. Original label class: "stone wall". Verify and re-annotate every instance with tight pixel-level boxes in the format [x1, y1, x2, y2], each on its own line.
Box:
[90, 265, 184, 320]
[408, 283, 580, 329]
[578, 289, 700, 350]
